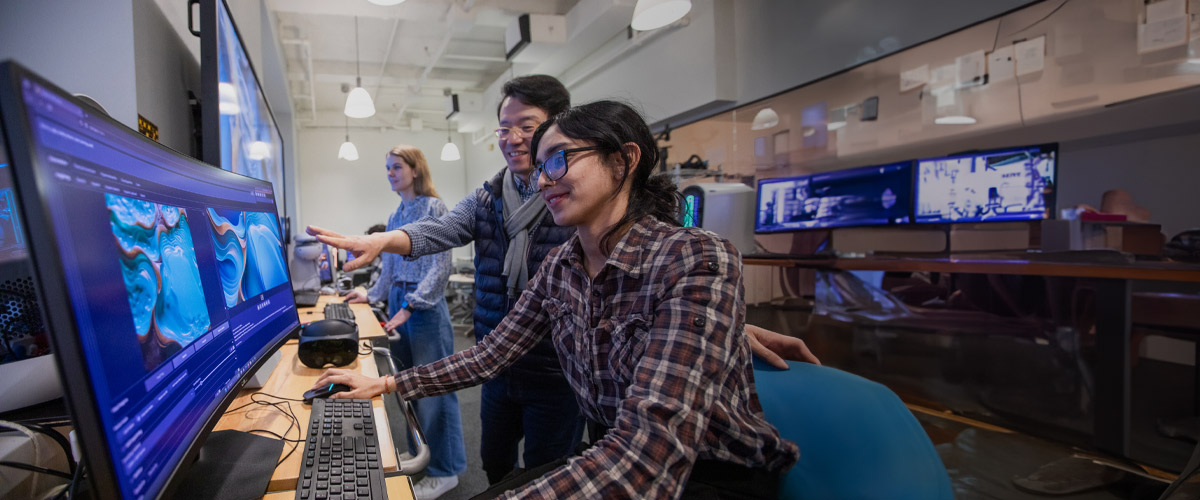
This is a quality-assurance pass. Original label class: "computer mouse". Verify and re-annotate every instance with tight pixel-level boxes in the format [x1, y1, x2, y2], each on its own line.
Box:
[303, 383, 352, 404]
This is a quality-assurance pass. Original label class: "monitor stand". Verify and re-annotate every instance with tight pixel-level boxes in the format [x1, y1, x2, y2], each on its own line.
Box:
[175, 430, 285, 500]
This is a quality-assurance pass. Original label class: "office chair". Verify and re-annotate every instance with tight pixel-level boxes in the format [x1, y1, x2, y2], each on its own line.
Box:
[752, 359, 954, 500]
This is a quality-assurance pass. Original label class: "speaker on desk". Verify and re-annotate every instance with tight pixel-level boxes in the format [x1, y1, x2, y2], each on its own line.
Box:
[298, 319, 359, 368]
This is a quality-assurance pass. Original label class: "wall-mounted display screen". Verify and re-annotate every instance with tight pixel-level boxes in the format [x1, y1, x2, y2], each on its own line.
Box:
[755, 161, 913, 233]
[915, 144, 1056, 224]
[203, 0, 286, 218]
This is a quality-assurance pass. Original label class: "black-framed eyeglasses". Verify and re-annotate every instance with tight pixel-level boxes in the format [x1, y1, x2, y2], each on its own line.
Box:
[535, 147, 601, 184]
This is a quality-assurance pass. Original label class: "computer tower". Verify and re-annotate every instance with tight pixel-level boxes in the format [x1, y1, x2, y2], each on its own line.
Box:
[680, 183, 756, 254]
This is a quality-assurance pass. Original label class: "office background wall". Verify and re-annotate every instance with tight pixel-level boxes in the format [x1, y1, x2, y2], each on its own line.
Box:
[295, 127, 473, 263]
[0, 0, 139, 128]
[133, 0, 202, 156]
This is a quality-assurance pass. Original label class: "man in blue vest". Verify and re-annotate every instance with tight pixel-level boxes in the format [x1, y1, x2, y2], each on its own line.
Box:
[311, 75, 817, 497]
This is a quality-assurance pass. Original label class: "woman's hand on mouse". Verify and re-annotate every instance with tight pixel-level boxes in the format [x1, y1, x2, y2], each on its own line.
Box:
[311, 368, 388, 399]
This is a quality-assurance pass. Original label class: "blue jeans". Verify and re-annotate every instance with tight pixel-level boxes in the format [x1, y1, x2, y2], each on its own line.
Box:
[388, 285, 467, 478]
[479, 370, 584, 484]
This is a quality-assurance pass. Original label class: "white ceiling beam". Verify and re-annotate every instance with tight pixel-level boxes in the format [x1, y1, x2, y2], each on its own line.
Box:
[267, 0, 447, 20]
[444, 53, 507, 62]
[301, 108, 461, 129]
[288, 60, 489, 87]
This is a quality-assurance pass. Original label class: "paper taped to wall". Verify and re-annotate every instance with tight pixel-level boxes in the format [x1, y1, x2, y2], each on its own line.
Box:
[1015, 36, 1046, 76]
[988, 46, 1016, 83]
[900, 64, 930, 92]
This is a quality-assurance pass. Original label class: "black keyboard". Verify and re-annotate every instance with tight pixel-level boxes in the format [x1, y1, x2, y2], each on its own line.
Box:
[295, 398, 388, 500]
[323, 302, 356, 322]
[295, 291, 320, 308]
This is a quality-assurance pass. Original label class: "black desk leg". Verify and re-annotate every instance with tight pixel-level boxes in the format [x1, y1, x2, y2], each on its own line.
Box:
[1093, 278, 1132, 457]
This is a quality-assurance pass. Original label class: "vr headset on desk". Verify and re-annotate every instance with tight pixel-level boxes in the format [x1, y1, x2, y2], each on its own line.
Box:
[298, 319, 359, 368]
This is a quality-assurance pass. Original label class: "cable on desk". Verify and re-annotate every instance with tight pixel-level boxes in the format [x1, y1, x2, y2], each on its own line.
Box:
[15, 421, 77, 474]
[224, 393, 306, 466]
[359, 339, 374, 356]
[56, 461, 85, 500]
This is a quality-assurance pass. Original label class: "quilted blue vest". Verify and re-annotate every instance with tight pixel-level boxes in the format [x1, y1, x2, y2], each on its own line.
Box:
[473, 169, 575, 376]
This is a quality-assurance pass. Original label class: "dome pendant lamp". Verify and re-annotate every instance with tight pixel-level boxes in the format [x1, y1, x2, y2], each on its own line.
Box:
[344, 17, 376, 118]
[440, 120, 460, 161]
[631, 0, 692, 31]
[338, 116, 359, 161]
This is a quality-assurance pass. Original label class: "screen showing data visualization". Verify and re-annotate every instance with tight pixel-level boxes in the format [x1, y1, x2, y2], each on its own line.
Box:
[756, 161, 913, 233]
[915, 145, 1056, 223]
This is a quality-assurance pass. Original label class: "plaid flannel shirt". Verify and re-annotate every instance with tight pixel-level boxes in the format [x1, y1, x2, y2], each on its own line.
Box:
[393, 217, 799, 498]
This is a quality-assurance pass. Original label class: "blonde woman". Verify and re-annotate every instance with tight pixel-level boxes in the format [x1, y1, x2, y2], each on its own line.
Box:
[343, 145, 466, 498]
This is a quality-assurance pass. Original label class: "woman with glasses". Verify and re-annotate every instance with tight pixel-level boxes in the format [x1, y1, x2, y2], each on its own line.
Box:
[342, 145, 468, 495]
[314, 102, 798, 499]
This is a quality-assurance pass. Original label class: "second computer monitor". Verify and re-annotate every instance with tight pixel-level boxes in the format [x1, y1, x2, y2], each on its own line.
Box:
[755, 161, 913, 233]
[915, 144, 1057, 224]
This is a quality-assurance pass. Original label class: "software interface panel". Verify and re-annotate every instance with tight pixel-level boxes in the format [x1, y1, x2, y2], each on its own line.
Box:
[16, 76, 298, 499]
[916, 146, 1056, 223]
[756, 161, 913, 233]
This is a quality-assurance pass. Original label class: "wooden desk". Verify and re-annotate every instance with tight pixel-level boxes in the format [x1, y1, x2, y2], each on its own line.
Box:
[744, 255, 1200, 282]
[262, 475, 415, 500]
[296, 295, 388, 339]
[745, 253, 1200, 464]
[213, 342, 398, 492]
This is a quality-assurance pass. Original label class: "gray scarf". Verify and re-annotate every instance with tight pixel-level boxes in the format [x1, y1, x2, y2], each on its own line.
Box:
[501, 170, 547, 297]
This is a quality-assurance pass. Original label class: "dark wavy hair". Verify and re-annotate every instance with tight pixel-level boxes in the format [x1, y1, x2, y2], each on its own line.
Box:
[497, 75, 570, 118]
[530, 100, 681, 252]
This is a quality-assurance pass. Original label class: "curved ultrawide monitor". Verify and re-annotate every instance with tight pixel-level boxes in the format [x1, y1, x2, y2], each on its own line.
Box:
[915, 144, 1057, 224]
[0, 62, 300, 499]
[755, 161, 914, 233]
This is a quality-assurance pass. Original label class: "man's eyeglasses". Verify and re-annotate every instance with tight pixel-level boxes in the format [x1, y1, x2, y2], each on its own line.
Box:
[494, 125, 538, 140]
[535, 147, 601, 184]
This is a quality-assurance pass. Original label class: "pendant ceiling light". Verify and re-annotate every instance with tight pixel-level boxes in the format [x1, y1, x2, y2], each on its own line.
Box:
[631, 0, 692, 31]
[933, 88, 976, 125]
[367, 0, 406, 5]
[344, 17, 376, 118]
[440, 121, 460, 161]
[248, 140, 271, 160]
[338, 116, 359, 161]
[218, 82, 240, 115]
[750, 107, 779, 131]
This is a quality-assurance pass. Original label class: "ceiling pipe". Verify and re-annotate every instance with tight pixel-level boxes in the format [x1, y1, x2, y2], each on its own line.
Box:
[372, 17, 402, 100]
[390, 2, 461, 128]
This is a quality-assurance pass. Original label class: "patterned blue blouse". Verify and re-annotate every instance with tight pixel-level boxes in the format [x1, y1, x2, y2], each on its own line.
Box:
[366, 195, 452, 309]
